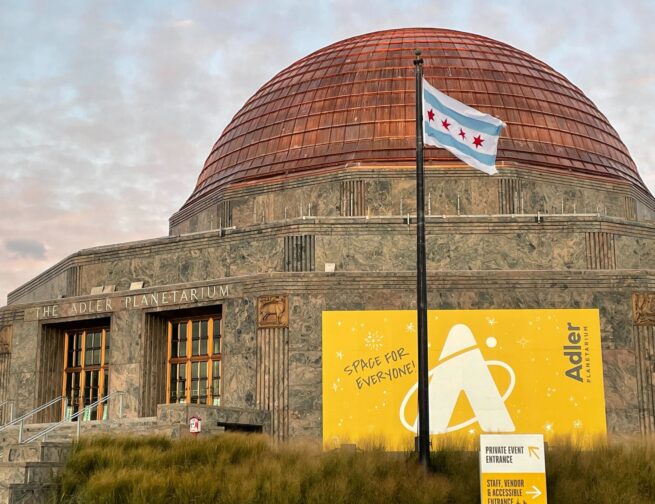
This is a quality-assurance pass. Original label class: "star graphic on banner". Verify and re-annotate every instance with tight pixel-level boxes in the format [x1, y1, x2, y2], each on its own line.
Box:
[472, 135, 484, 148]
[441, 118, 451, 130]
[458, 128, 466, 139]
[427, 109, 435, 121]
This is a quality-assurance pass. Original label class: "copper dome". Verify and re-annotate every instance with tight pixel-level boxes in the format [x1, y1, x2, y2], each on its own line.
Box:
[185, 27, 645, 208]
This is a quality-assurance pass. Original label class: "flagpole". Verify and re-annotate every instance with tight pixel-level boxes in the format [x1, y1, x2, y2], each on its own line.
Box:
[414, 49, 431, 469]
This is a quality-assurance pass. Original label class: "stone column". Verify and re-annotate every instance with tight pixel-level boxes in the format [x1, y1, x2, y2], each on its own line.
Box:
[221, 298, 257, 409]
[106, 310, 143, 419]
[8, 320, 39, 417]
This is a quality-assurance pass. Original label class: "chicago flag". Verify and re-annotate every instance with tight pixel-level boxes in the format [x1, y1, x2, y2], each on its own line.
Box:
[422, 78, 505, 175]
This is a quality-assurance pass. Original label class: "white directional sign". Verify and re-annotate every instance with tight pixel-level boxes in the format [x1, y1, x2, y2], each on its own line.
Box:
[480, 434, 547, 504]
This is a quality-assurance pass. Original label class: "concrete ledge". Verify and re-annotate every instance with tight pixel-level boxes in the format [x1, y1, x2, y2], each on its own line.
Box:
[157, 404, 271, 436]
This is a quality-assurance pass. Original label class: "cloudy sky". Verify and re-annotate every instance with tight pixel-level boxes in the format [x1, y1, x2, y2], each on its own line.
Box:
[1, 0, 654, 305]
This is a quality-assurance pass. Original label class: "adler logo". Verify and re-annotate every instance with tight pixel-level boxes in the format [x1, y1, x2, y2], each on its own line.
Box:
[399, 323, 516, 434]
[564, 322, 583, 382]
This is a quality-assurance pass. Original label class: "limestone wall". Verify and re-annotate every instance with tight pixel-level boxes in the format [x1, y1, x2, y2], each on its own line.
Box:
[170, 165, 655, 236]
[8, 214, 655, 308]
[1, 270, 655, 438]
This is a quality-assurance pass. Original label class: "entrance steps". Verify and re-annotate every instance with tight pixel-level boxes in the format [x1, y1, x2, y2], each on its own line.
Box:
[0, 417, 196, 504]
[0, 440, 70, 504]
[0, 405, 270, 503]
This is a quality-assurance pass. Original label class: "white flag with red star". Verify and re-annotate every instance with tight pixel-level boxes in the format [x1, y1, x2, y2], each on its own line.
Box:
[422, 78, 505, 175]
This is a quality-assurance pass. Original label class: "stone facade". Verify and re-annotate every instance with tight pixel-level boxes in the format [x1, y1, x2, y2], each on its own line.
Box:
[169, 164, 655, 236]
[1, 165, 655, 440]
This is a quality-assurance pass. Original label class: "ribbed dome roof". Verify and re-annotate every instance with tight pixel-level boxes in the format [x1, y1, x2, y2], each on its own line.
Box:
[184, 27, 645, 208]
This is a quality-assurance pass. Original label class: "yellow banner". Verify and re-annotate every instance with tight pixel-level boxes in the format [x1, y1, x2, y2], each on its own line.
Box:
[322, 310, 605, 449]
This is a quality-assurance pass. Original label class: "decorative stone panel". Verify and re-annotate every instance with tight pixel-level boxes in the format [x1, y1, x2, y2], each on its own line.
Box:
[142, 314, 168, 417]
[0, 326, 10, 424]
[625, 196, 637, 221]
[634, 325, 655, 434]
[585, 232, 616, 270]
[257, 295, 289, 329]
[340, 180, 366, 216]
[219, 200, 232, 228]
[498, 177, 522, 214]
[0, 352, 8, 424]
[0, 326, 11, 354]
[633, 293, 655, 326]
[256, 326, 289, 440]
[36, 324, 65, 423]
[66, 266, 80, 298]
[284, 235, 315, 272]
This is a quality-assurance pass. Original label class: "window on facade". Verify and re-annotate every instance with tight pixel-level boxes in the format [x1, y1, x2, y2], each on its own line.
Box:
[62, 328, 110, 421]
[167, 316, 221, 406]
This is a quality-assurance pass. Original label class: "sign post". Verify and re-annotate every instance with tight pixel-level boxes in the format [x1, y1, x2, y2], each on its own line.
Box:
[480, 434, 547, 503]
[413, 49, 431, 469]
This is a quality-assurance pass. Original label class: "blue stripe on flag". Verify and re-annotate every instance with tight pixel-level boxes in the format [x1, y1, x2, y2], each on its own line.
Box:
[424, 91, 503, 136]
[424, 122, 497, 167]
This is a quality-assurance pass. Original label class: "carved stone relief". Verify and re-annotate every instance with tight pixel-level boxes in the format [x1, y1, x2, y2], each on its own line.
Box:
[258, 295, 289, 328]
[633, 293, 655, 326]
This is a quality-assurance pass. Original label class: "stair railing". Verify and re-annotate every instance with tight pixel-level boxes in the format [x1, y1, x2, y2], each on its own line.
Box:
[21, 391, 124, 444]
[0, 400, 14, 424]
[0, 396, 65, 439]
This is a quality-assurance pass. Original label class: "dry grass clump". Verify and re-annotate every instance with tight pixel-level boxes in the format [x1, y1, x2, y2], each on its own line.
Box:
[52, 434, 468, 504]
[51, 434, 655, 504]
[547, 438, 655, 503]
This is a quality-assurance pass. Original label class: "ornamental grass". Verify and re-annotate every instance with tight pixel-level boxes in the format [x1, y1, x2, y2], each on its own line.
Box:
[51, 433, 655, 504]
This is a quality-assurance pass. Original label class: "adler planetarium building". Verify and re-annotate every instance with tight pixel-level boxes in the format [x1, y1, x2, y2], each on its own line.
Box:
[1, 28, 654, 444]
